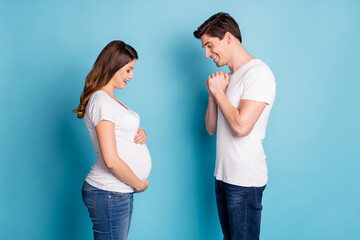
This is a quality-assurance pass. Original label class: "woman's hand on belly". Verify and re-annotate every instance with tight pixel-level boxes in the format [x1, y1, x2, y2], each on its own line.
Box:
[134, 128, 147, 144]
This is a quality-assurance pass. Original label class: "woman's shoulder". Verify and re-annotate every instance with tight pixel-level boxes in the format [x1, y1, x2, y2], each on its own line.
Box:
[89, 90, 112, 104]
[86, 91, 115, 113]
[91, 90, 108, 99]
[85, 91, 116, 122]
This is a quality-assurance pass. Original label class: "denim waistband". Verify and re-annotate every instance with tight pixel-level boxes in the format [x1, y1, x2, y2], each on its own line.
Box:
[82, 181, 99, 191]
[82, 181, 134, 195]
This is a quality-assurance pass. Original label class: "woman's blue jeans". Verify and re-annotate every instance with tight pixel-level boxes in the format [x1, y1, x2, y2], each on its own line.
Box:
[82, 181, 134, 240]
[215, 179, 266, 240]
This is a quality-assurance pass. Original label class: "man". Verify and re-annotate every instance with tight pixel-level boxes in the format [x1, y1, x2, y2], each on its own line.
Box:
[193, 12, 276, 240]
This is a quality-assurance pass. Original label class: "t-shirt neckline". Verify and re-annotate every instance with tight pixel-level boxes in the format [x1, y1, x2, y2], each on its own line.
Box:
[97, 90, 130, 111]
[231, 58, 261, 78]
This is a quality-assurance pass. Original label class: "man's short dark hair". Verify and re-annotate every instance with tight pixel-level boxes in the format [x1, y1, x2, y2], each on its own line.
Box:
[193, 12, 242, 43]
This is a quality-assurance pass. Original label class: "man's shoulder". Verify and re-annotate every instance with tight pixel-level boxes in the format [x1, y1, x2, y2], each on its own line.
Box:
[240, 60, 274, 85]
[247, 59, 273, 75]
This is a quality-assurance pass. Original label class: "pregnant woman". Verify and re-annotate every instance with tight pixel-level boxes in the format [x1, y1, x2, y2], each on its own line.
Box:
[73, 40, 151, 240]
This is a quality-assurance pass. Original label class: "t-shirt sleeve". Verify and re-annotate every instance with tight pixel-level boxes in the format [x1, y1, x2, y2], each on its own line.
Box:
[88, 97, 116, 127]
[241, 69, 276, 105]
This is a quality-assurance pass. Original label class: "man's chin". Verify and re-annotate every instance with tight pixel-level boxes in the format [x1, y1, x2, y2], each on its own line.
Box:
[215, 62, 224, 67]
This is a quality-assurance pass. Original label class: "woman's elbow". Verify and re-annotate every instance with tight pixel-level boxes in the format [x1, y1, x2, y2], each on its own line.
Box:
[103, 155, 117, 170]
[104, 160, 115, 170]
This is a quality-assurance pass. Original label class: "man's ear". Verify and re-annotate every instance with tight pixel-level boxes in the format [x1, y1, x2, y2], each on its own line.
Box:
[225, 32, 232, 45]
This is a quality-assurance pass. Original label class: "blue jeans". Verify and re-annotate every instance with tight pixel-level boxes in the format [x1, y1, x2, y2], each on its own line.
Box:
[82, 181, 134, 240]
[215, 180, 266, 240]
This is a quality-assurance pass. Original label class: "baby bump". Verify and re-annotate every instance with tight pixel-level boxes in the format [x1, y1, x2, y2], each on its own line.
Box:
[116, 142, 152, 179]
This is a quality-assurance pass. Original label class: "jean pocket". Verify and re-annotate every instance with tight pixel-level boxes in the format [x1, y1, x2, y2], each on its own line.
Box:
[82, 190, 96, 218]
[253, 186, 266, 210]
[110, 192, 129, 199]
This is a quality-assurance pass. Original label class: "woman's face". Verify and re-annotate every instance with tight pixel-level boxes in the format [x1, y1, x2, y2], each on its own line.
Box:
[111, 59, 136, 89]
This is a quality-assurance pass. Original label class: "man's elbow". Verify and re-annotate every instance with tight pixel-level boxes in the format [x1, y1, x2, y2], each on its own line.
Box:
[208, 131, 216, 136]
[233, 125, 252, 137]
[206, 126, 217, 136]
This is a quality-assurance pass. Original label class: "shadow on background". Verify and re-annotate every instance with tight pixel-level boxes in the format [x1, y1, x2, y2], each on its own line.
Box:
[48, 71, 92, 240]
[169, 33, 219, 238]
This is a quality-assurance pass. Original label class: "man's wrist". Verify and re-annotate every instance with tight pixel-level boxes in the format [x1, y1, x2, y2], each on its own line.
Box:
[212, 89, 225, 99]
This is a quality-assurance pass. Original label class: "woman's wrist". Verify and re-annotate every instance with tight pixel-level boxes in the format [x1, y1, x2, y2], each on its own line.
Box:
[134, 180, 145, 192]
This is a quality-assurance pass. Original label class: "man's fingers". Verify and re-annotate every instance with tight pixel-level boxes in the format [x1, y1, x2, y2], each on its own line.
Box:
[224, 72, 229, 79]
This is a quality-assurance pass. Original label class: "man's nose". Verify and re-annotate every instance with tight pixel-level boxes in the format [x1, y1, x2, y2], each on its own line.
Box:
[205, 48, 211, 58]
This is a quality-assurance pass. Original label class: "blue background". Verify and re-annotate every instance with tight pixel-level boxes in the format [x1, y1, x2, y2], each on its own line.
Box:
[1, 0, 359, 239]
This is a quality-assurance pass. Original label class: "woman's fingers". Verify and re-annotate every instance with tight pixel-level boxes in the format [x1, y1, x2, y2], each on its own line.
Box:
[134, 128, 147, 144]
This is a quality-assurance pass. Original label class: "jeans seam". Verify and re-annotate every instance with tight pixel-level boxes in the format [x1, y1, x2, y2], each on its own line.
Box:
[108, 193, 113, 240]
[254, 187, 258, 206]
[94, 191, 97, 218]
[245, 190, 248, 240]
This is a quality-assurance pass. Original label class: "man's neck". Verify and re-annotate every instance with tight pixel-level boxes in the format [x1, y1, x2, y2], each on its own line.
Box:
[227, 44, 255, 74]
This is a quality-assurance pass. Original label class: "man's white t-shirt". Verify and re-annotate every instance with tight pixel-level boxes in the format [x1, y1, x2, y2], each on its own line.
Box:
[215, 59, 276, 187]
[84, 90, 152, 193]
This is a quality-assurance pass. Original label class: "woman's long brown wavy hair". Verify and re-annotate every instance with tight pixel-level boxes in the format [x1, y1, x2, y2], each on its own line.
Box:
[73, 40, 138, 118]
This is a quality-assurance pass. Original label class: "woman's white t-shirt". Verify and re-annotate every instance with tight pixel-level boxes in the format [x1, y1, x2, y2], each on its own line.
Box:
[84, 90, 152, 193]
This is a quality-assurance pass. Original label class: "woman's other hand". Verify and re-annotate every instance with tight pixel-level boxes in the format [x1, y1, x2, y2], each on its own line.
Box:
[134, 128, 147, 144]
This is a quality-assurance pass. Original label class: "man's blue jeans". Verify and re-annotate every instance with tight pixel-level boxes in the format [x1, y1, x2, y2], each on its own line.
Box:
[82, 181, 134, 240]
[215, 179, 266, 240]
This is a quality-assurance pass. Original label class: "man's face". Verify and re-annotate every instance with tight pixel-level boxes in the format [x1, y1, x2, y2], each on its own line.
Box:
[201, 34, 229, 67]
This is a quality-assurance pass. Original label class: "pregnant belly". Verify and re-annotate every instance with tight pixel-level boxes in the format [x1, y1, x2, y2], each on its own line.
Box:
[116, 142, 152, 179]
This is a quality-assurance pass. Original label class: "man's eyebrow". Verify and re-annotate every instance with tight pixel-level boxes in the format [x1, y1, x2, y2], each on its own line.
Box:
[202, 42, 210, 48]
[128, 66, 134, 69]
